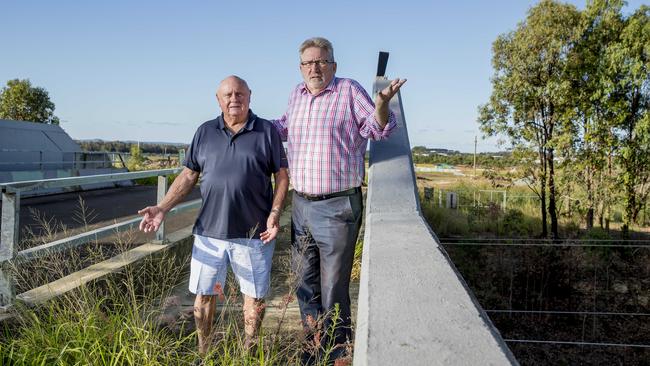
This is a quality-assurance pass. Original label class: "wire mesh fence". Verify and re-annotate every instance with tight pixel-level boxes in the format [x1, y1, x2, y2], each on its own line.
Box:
[439, 237, 650, 364]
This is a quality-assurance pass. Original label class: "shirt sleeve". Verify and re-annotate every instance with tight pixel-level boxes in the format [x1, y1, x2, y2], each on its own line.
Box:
[351, 81, 397, 141]
[183, 128, 202, 172]
[269, 93, 292, 142]
[268, 126, 288, 174]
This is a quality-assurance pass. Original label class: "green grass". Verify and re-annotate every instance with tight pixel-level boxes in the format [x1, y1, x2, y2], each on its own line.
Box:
[416, 178, 650, 239]
[1, 250, 196, 365]
[134, 173, 179, 187]
[2, 215, 351, 365]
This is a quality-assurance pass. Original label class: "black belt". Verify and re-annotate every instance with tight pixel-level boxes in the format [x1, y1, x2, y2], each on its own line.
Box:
[295, 187, 361, 201]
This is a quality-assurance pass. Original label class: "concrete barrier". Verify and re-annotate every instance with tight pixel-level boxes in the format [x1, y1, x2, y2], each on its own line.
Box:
[353, 79, 518, 366]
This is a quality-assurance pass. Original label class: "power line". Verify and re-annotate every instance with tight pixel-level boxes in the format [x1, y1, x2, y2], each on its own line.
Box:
[440, 238, 650, 242]
[441, 242, 650, 248]
[504, 339, 650, 349]
[486, 309, 650, 317]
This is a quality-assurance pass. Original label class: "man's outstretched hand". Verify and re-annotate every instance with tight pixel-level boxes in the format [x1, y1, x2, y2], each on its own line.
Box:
[138, 206, 165, 233]
[260, 211, 280, 244]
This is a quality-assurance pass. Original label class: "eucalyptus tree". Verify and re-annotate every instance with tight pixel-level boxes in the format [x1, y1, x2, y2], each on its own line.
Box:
[478, 0, 581, 238]
[564, 0, 625, 229]
[602, 5, 650, 232]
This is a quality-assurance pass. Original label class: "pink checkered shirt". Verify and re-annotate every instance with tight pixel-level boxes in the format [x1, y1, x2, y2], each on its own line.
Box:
[271, 77, 397, 195]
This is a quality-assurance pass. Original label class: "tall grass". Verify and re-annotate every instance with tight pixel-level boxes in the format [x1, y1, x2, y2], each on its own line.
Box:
[420, 200, 541, 238]
[417, 183, 646, 239]
[1, 248, 194, 365]
[0, 206, 351, 365]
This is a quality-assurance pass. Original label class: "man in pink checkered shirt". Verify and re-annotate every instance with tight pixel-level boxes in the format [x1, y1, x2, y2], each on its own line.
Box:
[271, 37, 405, 365]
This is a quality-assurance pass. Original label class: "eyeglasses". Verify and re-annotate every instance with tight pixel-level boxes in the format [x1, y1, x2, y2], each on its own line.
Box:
[300, 60, 335, 68]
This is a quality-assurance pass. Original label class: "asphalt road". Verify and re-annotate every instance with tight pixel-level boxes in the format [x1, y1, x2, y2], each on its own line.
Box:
[0, 185, 202, 239]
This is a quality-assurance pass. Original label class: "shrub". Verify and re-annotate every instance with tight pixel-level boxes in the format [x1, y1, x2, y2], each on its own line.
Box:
[501, 209, 530, 237]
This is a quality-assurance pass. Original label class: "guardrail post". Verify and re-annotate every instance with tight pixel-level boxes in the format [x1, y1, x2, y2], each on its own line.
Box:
[1, 191, 19, 307]
[155, 176, 168, 243]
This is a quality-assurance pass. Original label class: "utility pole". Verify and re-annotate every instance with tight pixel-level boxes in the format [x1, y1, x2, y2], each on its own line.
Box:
[473, 135, 477, 178]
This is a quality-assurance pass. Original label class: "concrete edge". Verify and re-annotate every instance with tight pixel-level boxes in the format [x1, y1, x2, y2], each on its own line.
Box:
[14, 225, 194, 307]
[353, 79, 518, 365]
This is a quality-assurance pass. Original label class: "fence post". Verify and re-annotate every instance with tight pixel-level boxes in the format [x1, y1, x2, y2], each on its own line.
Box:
[446, 192, 458, 209]
[178, 149, 186, 167]
[155, 176, 168, 243]
[503, 190, 507, 211]
[424, 187, 433, 202]
[0, 190, 19, 307]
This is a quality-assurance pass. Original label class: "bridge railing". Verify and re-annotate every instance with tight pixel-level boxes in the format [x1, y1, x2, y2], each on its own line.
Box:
[352, 78, 519, 365]
[0, 168, 201, 308]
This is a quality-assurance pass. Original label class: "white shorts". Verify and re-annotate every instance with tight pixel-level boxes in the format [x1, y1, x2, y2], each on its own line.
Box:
[189, 235, 275, 299]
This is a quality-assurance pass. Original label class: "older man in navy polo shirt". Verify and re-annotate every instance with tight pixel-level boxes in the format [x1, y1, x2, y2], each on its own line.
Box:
[138, 75, 289, 356]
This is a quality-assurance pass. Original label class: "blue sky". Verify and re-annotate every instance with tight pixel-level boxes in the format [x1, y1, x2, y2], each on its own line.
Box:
[1, 0, 645, 152]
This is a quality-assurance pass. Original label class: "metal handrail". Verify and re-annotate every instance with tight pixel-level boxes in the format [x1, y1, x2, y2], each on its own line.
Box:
[14, 199, 201, 263]
[0, 168, 181, 193]
[0, 161, 120, 166]
[0, 168, 189, 307]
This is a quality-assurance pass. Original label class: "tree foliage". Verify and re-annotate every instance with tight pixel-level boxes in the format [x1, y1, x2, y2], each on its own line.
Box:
[604, 5, 650, 231]
[77, 140, 187, 154]
[127, 144, 145, 171]
[479, 0, 581, 238]
[478, 0, 650, 236]
[0, 79, 60, 124]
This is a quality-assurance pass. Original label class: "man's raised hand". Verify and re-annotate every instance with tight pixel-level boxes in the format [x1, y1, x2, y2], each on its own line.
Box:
[375, 78, 407, 105]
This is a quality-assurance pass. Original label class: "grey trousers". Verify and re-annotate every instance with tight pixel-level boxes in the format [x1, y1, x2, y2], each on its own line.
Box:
[291, 189, 363, 351]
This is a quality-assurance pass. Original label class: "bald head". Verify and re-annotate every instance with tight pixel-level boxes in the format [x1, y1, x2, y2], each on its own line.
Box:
[216, 75, 251, 124]
[217, 75, 251, 95]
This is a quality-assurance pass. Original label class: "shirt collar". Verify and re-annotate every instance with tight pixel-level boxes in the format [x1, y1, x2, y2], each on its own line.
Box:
[299, 77, 338, 96]
[216, 110, 257, 131]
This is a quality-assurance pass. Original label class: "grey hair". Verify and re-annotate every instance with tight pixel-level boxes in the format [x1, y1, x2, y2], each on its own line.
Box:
[299, 37, 335, 61]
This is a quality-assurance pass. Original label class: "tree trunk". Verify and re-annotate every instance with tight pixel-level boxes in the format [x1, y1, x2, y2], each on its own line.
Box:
[597, 201, 604, 228]
[586, 165, 594, 229]
[548, 148, 559, 239]
[605, 145, 613, 232]
[623, 175, 635, 234]
[539, 148, 548, 238]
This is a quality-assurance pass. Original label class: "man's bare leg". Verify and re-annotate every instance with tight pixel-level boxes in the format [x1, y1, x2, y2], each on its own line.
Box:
[194, 294, 217, 355]
[243, 295, 266, 348]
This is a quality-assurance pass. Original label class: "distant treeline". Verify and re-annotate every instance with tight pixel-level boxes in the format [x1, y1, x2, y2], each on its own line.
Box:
[411, 146, 515, 168]
[77, 140, 188, 154]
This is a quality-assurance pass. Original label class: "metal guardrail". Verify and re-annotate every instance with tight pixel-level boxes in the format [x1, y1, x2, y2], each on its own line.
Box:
[0, 151, 127, 169]
[0, 168, 200, 307]
[0, 161, 119, 166]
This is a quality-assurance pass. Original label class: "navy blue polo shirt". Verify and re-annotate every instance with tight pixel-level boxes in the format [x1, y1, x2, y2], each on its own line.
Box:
[183, 111, 288, 240]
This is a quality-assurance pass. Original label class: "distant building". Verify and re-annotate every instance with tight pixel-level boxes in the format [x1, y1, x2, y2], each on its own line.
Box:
[0, 119, 81, 173]
[412, 147, 460, 156]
